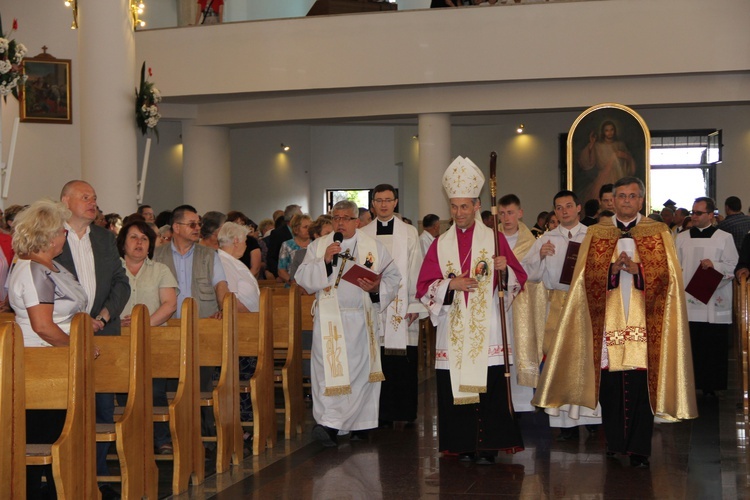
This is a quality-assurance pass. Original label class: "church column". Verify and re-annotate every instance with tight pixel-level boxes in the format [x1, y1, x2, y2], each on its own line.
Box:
[78, 0, 137, 214]
[182, 120, 231, 213]
[418, 113, 451, 220]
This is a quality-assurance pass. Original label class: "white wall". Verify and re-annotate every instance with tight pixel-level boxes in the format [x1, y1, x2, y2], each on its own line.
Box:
[136, 120, 184, 214]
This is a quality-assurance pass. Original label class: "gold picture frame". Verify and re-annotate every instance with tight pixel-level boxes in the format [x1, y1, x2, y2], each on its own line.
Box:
[20, 51, 72, 124]
[567, 103, 650, 210]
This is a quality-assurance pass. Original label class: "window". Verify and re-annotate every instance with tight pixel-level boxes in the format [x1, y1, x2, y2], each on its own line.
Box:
[325, 189, 371, 214]
[649, 130, 721, 213]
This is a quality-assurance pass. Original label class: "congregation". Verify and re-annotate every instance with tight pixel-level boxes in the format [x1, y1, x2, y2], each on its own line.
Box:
[8, 155, 750, 498]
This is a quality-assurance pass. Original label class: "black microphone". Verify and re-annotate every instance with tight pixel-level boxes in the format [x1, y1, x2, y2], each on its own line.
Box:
[332, 232, 344, 266]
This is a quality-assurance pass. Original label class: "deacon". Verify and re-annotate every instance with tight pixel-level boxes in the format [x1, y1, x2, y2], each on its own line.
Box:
[676, 197, 738, 396]
[532, 177, 697, 469]
[417, 156, 526, 465]
[522, 190, 602, 441]
[296, 200, 402, 447]
[497, 194, 543, 412]
[361, 184, 425, 426]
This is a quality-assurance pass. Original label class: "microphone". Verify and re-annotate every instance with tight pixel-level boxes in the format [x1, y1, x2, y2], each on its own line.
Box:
[332, 232, 344, 266]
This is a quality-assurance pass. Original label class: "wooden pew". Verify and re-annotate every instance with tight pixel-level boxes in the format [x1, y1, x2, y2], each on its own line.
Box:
[24, 313, 99, 499]
[95, 304, 158, 499]
[0, 321, 25, 498]
[237, 287, 277, 454]
[123, 298, 204, 496]
[195, 293, 243, 473]
[257, 279, 286, 288]
[269, 285, 303, 439]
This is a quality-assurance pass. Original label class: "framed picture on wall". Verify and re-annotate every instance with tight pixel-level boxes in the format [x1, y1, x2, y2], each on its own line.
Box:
[567, 103, 650, 209]
[20, 51, 72, 124]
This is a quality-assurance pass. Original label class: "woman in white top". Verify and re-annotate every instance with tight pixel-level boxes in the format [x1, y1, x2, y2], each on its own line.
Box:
[217, 222, 260, 313]
[7, 199, 91, 498]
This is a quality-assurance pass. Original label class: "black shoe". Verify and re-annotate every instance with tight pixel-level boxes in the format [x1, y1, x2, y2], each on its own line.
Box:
[629, 454, 650, 468]
[475, 453, 495, 465]
[458, 452, 475, 462]
[378, 419, 393, 429]
[312, 424, 338, 447]
[606, 451, 618, 460]
[99, 484, 121, 500]
[556, 427, 580, 441]
[586, 425, 600, 435]
[350, 430, 369, 442]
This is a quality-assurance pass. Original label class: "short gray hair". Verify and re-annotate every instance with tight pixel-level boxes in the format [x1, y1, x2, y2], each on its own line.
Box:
[614, 176, 645, 198]
[12, 199, 71, 255]
[284, 204, 302, 221]
[218, 221, 250, 248]
[332, 200, 358, 217]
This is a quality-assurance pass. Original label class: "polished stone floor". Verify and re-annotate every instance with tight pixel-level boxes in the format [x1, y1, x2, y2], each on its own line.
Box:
[160, 363, 750, 500]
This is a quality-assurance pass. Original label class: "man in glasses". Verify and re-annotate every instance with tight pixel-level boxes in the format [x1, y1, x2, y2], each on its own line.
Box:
[361, 184, 425, 428]
[676, 197, 737, 398]
[296, 200, 402, 447]
[153, 204, 229, 451]
[533, 176, 697, 469]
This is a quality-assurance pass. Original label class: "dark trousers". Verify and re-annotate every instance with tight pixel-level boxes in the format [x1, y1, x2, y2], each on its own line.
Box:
[599, 369, 654, 457]
[26, 409, 66, 499]
[379, 345, 418, 422]
[689, 321, 729, 392]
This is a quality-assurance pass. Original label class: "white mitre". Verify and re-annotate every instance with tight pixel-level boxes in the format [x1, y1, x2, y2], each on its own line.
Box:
[442, 156, 485, 198]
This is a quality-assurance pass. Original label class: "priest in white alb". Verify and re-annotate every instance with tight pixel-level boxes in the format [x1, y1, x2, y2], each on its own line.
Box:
[416, 156, 526, 465]
[296, 200, 402, 447]
[361, 184, 425, 426]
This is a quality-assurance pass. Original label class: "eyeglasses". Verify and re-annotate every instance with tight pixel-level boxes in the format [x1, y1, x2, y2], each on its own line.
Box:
[332, 216, 358, 223]
[691, 210, 709, 216]
[175, 221, 202, 229]
[616, 193, 642, 200]
[372, 198, 395, 204]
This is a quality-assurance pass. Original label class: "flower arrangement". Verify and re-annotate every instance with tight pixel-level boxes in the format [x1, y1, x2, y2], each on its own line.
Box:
[0, 15, 28, 100]
[135, 61, 161, 139]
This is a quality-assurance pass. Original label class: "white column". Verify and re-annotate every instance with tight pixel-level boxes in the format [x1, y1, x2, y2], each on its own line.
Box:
[182, 120, 231, 213]
[78, 0, 138, 214]
[418, 113, 451, 220]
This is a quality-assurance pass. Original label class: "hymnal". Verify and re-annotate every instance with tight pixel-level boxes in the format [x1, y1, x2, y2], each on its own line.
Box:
[685, 264, 723, 304]
[342, 260, 393, 287]
[559, 241, 581, 286]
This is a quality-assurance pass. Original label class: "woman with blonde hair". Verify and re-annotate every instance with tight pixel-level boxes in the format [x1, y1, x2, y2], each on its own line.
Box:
[278, 214, 313, 285]
[7, 199, 91, 498]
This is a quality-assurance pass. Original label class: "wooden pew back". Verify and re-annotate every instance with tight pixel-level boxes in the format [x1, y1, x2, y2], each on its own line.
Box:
[237, 287, 277, 454]
[196, 293, 242, 472]
[0, 322, 25, 498]
[24, 313, 99, 499]
[270, 285, 303, 438]
[95, 305, 158, 499]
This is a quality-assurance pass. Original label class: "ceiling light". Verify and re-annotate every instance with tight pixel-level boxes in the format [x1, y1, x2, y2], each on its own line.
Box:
[281, 143, 290, 152]
[516, 124, 525, 134]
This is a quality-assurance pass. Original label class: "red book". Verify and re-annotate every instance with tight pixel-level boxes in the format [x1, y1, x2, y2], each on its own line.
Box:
[685, 264, 723, 304]
[559, 241, 581, 286]
[342, 259, 394, 286]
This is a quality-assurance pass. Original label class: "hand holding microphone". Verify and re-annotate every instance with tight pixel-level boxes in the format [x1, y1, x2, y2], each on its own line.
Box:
[326, 232, 344, 265]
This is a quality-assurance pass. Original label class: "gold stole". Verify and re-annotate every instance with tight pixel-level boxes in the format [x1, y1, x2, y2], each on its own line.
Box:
[315, 231, 384, 396]
[437, 224, 495, 405]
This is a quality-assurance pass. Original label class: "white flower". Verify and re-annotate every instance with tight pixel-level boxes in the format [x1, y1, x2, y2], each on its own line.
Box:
[151, 88, 161, 103]
[146, 115, 160, 128]
[0, 60, 11, 75]
[148, 105, 158, 116]
[0, 38, 8, 53]
[14, 43, 27, 62]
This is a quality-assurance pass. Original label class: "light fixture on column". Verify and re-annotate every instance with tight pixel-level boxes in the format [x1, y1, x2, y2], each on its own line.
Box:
[280, 143, 291, 152]
[131, 0, 146, 29]
[64, 0, 78, 29]
[516, 124, 525, 134]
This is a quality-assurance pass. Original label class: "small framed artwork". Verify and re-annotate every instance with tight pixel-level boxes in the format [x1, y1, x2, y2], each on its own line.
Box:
[20, 51, 72, 124]
[566, 103, 650, 208]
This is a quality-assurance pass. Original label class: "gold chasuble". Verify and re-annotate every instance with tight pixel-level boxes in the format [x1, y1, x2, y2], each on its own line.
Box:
[532, 217, 697, 422]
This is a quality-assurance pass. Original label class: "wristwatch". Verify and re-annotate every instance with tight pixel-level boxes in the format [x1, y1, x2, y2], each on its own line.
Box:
[95, 315, 108, 326]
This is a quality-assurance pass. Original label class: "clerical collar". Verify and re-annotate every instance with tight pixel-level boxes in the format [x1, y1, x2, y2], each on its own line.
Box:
[690, 225, 717, 238]
[376, 217, 395, 235]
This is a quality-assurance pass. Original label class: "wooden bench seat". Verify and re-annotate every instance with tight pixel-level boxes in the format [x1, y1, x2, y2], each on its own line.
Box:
[123, 298, 203, 496]
[94, 304, 158, 498]
[24, 313, 99, 499]
[237, 287, 277, 454]
[1, 322, 26, 497]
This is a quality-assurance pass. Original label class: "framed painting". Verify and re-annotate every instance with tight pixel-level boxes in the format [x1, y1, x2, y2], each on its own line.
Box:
[20, 52, 72, 124]
[567, 103, 650, 210]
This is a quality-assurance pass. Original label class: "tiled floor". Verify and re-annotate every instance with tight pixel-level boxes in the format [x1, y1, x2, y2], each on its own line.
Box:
[165, 369, 750, 499]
